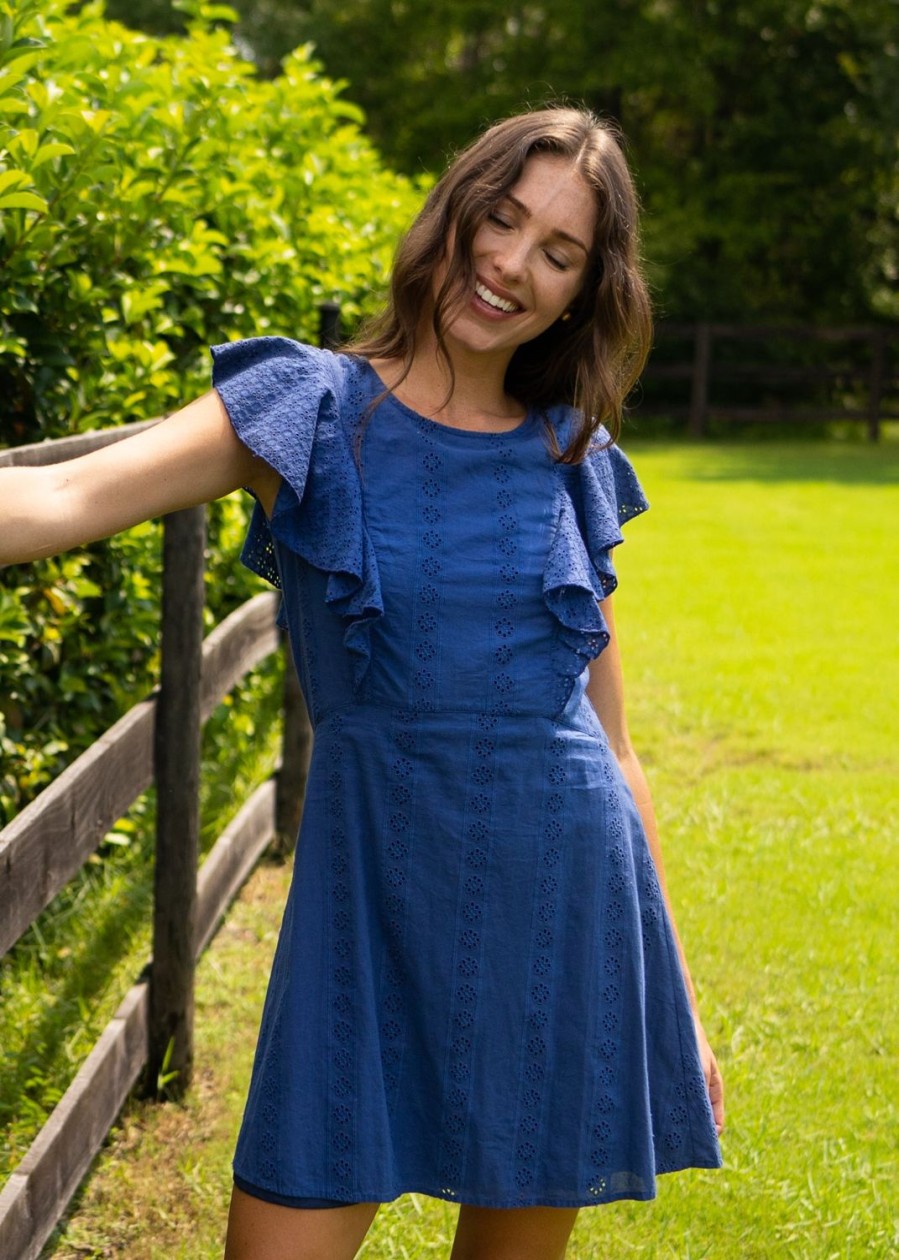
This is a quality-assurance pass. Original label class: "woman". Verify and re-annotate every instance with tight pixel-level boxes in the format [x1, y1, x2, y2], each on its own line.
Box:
[1, 107, 723, 1259]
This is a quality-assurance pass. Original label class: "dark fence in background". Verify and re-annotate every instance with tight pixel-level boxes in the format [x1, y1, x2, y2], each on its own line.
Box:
[640, 323, 897, 438]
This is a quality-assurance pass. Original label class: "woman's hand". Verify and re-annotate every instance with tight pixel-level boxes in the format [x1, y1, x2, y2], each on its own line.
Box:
[694, 1016, 725, 1136]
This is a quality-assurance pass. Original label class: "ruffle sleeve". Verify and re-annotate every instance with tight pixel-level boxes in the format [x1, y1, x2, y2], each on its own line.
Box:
[544, 431, 649, 681]
[211, 336, 383, 684]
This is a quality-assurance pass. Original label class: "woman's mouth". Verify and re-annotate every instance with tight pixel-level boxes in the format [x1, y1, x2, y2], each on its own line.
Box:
[473, 281, 522, 315]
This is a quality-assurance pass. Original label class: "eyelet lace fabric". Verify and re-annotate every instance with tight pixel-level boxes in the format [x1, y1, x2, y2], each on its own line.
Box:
[212, 337, 383, 685]
[215, 338, 721, 1209]
[543, 431, 649, 714]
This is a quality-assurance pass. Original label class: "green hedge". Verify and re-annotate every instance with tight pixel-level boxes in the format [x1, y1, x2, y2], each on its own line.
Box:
[0, 0, 423, 821]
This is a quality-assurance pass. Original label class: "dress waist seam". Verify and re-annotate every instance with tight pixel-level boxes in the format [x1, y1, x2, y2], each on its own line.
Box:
[313, 699, 605, 738]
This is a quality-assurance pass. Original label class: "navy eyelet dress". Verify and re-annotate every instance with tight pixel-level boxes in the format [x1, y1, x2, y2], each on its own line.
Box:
[211, 336, 722, 1211]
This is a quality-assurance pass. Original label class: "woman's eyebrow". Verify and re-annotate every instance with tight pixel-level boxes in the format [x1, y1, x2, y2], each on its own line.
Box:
[503, 193, 591, 255]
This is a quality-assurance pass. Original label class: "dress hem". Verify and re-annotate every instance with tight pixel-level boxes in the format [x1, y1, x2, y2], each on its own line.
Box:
[232, 1158, 723, 1212]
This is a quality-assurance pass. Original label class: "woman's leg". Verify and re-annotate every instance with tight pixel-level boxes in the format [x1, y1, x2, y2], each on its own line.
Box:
[450, 1204, 579, 1260]
[224, 1185, 380, 1260]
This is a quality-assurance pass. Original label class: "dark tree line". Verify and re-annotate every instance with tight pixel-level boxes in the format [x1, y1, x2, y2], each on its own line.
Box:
[102, 0, 899, 323]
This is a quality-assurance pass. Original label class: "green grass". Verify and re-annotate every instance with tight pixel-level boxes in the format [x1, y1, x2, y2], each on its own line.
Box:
[35, 441, 899, 1257]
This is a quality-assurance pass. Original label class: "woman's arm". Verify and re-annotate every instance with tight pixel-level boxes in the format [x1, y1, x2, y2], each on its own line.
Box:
[0, 390, 281, 566]
[586, 594, 725, 1134]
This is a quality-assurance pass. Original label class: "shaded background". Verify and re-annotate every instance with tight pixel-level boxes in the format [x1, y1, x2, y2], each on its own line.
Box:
[105, 0, 899, 326]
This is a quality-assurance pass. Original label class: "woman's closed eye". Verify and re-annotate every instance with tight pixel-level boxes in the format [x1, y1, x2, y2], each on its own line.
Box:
[544, 250, 571, 271]
[488, 215, 569, 266]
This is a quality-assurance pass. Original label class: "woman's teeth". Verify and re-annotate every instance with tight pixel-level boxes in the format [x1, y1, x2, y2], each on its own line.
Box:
[475, 282, 519, 313]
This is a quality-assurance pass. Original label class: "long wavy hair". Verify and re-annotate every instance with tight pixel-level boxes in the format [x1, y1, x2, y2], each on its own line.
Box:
[349, 107, 653, 462]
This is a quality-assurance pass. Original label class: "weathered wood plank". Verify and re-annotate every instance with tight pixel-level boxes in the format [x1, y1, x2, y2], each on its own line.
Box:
[149, 508, 205, 1096]
[0, 773, 278, 1258]
[697, 406, 892, 423]
[0, 982, 148, 1260]
[688, 322, 711, 438]
[0, 593, 279, 961]
[0, 419, 160, 468]
[703, 323, 890, 341]
[867, 328, 887, 442]
[199, 591, 279, 723]
[0, 1175, 30, 1260]
[0, 699, 156, 957]
[195, 777, 277, 957]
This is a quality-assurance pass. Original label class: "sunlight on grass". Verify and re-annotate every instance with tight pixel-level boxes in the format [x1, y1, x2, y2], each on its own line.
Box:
[33, 442, 899, 1257]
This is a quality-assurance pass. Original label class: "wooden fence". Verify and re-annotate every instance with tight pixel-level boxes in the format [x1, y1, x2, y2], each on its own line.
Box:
[0, 305, 343, 1259]
[641, 322, 897, 438]
[0, 447, 310, 1258]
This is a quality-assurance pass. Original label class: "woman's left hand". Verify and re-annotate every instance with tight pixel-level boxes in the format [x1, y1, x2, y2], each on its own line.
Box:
[694, 1018, 725, 1136]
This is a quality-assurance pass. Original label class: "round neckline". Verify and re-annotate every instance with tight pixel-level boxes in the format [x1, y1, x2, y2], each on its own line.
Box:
[359, 358, 536, 440]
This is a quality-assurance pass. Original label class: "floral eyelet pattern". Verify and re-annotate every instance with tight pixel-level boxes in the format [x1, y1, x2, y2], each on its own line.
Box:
[411, 429, 447, 711]
[377, 708, 419, 1108]
[325, 715, 357, 1198]
[511, 736, 570, 1196]
[435, 714, 502, 1195]
[223, 345, 721, 1209]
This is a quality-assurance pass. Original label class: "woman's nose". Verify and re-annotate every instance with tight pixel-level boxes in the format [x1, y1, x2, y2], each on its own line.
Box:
[494, 239, 529, 281]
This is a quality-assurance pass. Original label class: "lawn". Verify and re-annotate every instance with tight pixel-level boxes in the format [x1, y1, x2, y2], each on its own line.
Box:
[38, 440, 899, 1258]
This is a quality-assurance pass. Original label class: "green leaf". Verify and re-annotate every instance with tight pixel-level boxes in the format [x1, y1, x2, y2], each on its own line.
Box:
[30, 141, 75, 168]
[0, 50, 40, 84]
[0, 190, 46, 211]
[3, 37, 46, 66]
[0, 168, 29, 194]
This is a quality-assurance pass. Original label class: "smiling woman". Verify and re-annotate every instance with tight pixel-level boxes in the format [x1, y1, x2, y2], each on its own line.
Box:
[364, 153, 598, 436]
[0, 107, 722, 1260]
[353, 108, 653, 457]
[438, 156, 597, 365]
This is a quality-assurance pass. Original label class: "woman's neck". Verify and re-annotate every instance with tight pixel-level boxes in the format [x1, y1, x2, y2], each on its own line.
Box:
[369, 338, 525, 433]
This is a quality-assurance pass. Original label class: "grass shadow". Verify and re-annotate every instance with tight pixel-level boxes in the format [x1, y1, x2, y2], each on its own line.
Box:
[629, 439, 899, 485]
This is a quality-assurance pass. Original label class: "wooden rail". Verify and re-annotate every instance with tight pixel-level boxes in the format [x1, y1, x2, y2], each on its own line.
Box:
[0, 778, 280, 1260]
[0, 591, 279, 957]
[641, 322, 897, 438]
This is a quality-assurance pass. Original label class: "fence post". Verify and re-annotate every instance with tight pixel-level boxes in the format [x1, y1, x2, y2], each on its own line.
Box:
[148, 505, 206, 1098]
[318, 301, 341, 350]
[688, 322, 712, 438]
[867, 328, 885, 442]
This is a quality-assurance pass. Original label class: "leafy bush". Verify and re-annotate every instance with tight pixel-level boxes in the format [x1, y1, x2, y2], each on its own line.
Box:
[0, 0, 422, 820]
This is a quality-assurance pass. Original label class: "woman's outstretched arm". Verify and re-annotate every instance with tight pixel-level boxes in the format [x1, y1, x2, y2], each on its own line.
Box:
[0, 390, 280, 566]
[586, 595, 725, 1135]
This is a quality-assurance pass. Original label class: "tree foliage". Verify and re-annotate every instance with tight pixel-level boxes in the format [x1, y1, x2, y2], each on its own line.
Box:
[0, 0, 421, 820]
[112, 0, 899, 324]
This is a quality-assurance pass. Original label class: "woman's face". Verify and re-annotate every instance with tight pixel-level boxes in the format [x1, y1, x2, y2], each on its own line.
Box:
[439, 153, 597, 368]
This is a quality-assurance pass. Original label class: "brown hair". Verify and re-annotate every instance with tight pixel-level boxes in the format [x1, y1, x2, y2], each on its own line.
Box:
[349, 107, 653, 462]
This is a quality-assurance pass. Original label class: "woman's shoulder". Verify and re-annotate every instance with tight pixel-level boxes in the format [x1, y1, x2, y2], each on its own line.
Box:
[210, 335, 378, 419]
[543, 405, 648, 521]
[542, 403, 616, 464]
[211, 334, 339, 386]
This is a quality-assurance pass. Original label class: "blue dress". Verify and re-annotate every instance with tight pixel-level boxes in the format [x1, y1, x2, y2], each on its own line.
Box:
[211, 336, 722, 1210]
